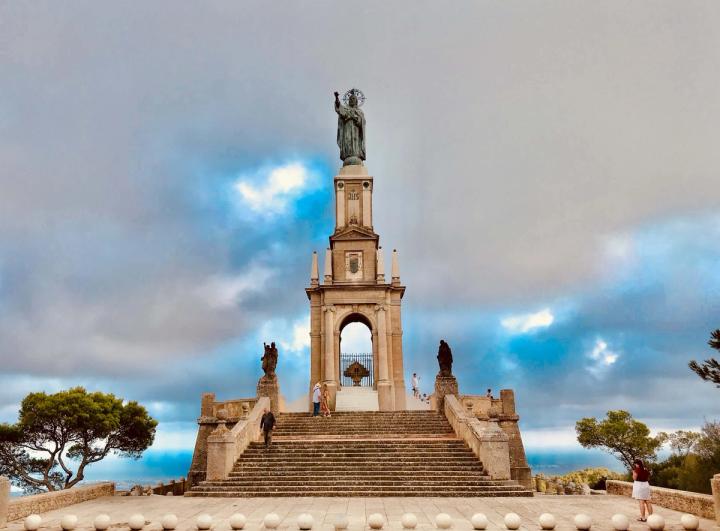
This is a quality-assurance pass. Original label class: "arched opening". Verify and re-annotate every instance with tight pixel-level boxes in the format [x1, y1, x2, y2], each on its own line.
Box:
[339, 315, 373, 388]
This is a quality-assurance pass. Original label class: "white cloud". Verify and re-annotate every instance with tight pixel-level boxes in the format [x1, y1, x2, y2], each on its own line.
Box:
[280, 320, 310, 353]
[233, 162, 311, 214]
[199, 265, 274, 309]
[259, 315, 310, 355]
[501, 308, 554, 333]
[587, 338, 620, 377]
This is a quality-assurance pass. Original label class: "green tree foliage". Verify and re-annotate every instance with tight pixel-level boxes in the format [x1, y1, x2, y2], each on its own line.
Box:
[658, 430, 702, 457]
[0, 387, 157, 492]
[689, 329, 720, 386]
[575, 410, 664, 470]
[651, 422, 720, 494]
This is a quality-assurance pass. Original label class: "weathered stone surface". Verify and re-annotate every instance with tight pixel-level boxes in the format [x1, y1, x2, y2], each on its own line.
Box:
[188, 410, 531, 497]
[7, 483, 114, 522]
[1, 476, 9, 529]
[187, 394, 258, 488]
[256, 375, 279, 414]
[607, 480, 715, 520]
[2, 494, 717, 531]
[205, 397, 269, 482]
[711, 474, 720, 525]
[433, 375, 458, 411]
[443, 395, 513, 483]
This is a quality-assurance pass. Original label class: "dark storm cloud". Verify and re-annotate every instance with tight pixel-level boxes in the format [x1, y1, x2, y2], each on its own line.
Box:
[1, 1, 719, 438]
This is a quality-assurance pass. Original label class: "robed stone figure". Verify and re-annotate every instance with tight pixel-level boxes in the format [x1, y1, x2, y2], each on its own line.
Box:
[334, 91, 366, 166]
[262, 342, 278, 378]
[437, 340, 453, 377]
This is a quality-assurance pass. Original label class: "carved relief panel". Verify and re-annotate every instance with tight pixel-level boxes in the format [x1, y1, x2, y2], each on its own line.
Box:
[345, 251, 363, 281]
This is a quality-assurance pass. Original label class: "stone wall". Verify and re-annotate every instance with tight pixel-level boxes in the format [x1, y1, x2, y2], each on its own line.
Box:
[607, 480, 715, 520]
[1, 476, 9, 528]
[6, 482, 115, 522]
[713, 474, 720, 525]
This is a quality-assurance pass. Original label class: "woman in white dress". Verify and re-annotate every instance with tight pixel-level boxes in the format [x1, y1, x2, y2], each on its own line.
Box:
[632, 459, 653, 522]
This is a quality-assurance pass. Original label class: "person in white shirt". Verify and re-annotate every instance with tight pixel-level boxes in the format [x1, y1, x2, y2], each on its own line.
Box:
[312, 382, 321, 416]
[411, 373, 420, 398]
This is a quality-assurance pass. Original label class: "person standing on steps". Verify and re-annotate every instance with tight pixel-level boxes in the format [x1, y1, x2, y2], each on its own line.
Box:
[411, 373, 420, 398]
[320, 383, 331, 417]
[260, 408, 276, 449]
[486, 388, 493, 398]
[312, 382, 321, 417]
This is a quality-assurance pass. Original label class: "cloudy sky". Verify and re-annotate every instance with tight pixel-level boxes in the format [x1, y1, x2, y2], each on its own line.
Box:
[2, 1, 720, 479]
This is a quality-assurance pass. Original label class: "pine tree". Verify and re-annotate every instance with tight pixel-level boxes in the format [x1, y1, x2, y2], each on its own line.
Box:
[689, 329, 720, 387]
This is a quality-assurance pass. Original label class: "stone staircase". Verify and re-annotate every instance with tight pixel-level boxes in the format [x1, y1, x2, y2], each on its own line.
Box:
[188, 411, 532, 497]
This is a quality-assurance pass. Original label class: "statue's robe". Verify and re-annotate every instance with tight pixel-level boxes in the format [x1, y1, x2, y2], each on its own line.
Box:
[336, 104, 366, 163]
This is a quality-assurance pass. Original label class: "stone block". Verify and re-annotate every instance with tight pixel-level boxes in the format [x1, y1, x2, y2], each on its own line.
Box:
[256, 376, 279, 414]
[712, 474, 720, 526]
[434, 375, 458, 411]
[1, 476, 9, 528]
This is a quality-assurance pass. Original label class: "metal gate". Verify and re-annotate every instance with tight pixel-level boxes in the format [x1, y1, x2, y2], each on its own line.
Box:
[340, 352, 374, 387]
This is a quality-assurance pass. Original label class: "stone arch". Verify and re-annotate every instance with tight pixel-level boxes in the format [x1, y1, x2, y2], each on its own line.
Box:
[334, 308, 378, 388]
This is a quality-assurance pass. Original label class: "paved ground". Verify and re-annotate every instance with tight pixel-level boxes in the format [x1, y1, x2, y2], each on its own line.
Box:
[7, 495, 716, 531]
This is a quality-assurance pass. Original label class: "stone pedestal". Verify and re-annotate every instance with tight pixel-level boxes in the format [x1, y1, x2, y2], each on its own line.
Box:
[712, 473, 720, 526]
[377, 380, 393, 411]
[434, 374, 459, 411]
[256, 375, 280, 414]
[0, 475, 9, 529]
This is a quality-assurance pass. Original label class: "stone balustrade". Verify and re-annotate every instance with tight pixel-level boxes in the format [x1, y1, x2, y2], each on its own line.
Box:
[443, 394, 511, 480]
[607, 480, 715, 520]
[206, 397, 270, 481]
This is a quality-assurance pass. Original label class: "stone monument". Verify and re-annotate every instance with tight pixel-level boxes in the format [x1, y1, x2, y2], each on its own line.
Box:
[256, 342, 280, 414]
[434, 339, 459, 409]
[334, 88, 366, 166]
[306, 89, 407, 411]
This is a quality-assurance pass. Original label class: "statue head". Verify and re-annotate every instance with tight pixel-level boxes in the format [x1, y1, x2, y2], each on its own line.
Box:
[348, 94, 358, 107]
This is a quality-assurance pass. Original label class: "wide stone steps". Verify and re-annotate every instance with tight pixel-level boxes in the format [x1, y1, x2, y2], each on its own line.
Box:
[187, 411, 533, 497]
[187, 487, 530, 497]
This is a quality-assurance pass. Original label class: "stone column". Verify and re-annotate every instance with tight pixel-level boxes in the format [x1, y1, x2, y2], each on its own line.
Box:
[362, 180, 372, 227]
[376, 305, 393, 411]
[336, 181, 345, 228]
[323, 305, 337, 408]
[376, 247, 385, 282]
[391, 249, 400, 285]
[310, 251, 319, 287]
[0, 476, 9, 529]
[712, 473, 720, 526]
[323, 248, 333, 285]
[498, 389, 533, 489]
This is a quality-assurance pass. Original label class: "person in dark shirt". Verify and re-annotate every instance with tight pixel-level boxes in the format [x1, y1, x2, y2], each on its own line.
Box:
[260, 409, 276, 448]
[632, 459, 653, 521]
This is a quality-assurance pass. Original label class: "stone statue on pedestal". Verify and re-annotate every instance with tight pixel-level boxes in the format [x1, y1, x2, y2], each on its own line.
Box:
[261, 342, 278, 378]
[334, 89, 366, 166]
[257, 341, 280, 413]
[437, 339, 453, 377]
[434, 339, 458, 410]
